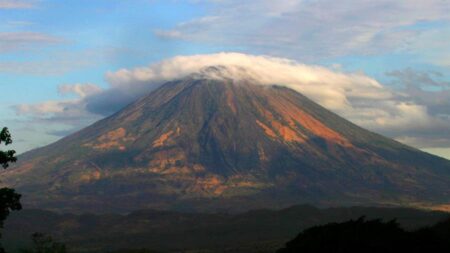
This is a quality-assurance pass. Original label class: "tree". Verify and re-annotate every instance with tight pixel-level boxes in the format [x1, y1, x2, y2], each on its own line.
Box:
[0, 128, 17, 169]
[277, 216, 450, 253]
[20, 233, 66, 253]
[0, 127, 22, 253]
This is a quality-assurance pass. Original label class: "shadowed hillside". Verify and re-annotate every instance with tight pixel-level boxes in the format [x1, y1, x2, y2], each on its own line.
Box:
[277, 217, 450, 253]
[2, 205, 449, 253]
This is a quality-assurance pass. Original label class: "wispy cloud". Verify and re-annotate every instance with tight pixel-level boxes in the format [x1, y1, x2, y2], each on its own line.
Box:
[156, 0, 450, 61]
[0, 0, 36, 9]
[405, 27, 450, 67]
[0, 32, 64, 53]
[5, 20, 34, 27]
[0, 48, 111, 75]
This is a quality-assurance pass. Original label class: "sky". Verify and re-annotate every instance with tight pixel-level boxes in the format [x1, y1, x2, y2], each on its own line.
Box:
[1, 0, 450, 160]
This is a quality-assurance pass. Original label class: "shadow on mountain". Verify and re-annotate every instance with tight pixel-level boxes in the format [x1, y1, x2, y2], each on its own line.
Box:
[277, 217, 450, 253]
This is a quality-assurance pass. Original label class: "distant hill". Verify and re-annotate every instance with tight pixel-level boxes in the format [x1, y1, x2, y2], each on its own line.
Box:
[3, 205, 449, 253]
[1, 67, 450, 212]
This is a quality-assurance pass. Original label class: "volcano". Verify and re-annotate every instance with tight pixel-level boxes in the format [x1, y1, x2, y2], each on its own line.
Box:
[2, 68, 450, 212]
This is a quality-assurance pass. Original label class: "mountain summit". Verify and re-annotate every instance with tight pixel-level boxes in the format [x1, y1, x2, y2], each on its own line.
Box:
[2, 71, 450, 212]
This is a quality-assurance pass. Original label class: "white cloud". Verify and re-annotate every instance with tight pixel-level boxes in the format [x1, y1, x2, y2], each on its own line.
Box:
[103, 53, 435, 132]
[15, 101, 69, 115]
[58, 83, 102, 98]
[15, 83, 102, 118]
[15, 52, 448, 151]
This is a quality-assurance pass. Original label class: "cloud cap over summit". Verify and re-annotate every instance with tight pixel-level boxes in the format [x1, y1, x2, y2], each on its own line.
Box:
[15, 53, 450, 152]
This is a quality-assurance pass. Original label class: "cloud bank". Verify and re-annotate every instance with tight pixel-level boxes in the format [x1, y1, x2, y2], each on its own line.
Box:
[14, 52, 450, 149]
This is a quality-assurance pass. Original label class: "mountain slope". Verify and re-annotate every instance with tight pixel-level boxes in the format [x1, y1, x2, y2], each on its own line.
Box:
[2, 72, 450, 212]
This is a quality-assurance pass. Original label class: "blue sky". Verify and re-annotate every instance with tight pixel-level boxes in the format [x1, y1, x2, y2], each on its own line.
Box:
[1, 0, 450, 159]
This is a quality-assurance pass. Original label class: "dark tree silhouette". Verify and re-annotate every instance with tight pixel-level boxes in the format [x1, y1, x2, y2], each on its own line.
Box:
[0, 128, 17, 169]
[20, 233, 66, 253]
[277, 216, 450, 253]
[0, 127, 22, 253]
